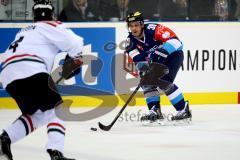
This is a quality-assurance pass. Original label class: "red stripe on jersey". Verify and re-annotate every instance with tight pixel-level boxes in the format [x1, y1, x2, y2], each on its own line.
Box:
[47, 123, 66, 131]
[3, 54, 38, 65]
[45, 21, 62, 27]
[24, 115, 34, 132]
[55, 21, 62, 24]
[45, 22, 57, 27]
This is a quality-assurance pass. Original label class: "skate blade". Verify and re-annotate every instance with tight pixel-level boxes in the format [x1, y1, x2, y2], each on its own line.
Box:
[171, 118, 192, 126]
[141, 119, 165, 126]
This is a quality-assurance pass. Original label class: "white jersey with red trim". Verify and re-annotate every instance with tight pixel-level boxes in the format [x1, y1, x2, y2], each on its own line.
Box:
[0, 21, 84, 88]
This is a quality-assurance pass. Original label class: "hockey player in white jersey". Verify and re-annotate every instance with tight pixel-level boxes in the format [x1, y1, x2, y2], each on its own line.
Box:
[0, 0, 83, 160]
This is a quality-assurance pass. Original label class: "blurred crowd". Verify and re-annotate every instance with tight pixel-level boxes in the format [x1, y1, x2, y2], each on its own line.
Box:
[0, 0, 240, 21]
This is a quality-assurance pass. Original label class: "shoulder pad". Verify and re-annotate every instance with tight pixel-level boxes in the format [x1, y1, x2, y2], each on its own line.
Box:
[154, 24, 177, 42]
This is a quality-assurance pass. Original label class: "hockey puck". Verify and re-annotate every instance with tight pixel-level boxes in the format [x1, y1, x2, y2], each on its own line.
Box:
[90, 127, 97, 131]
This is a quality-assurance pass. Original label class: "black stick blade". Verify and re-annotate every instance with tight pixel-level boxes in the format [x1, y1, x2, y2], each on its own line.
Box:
[98, 122, 112, 131]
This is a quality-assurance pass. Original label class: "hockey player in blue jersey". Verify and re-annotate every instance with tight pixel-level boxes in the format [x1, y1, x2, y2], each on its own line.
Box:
[124, 11, 192, 123]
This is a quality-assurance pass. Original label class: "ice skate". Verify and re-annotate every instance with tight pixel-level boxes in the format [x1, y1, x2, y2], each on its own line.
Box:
[171, 101, 192, 123]
[0, 131, 13, 160]
[141, 106, 165, 125]
[47, 149, 75, 160]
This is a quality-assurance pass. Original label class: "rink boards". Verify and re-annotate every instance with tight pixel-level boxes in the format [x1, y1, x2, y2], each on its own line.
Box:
[0, 22, 240, 108]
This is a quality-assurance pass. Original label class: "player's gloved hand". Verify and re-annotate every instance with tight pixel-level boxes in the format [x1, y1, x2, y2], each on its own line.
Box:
[148, 48, 168, 64]
[62, 54, 83, 80]
[135, 62, 150, 78]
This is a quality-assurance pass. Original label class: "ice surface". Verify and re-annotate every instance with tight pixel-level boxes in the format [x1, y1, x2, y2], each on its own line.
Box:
[0, 104, 240, 160]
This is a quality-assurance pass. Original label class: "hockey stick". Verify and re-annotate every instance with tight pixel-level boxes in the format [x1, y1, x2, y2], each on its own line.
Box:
[98, 63, 171, 131]
[98, 82, 142, 131]
[55, 76, 64, 84]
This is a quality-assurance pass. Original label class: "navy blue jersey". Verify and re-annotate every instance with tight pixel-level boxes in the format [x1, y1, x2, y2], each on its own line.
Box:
[125, 23, 182, 63]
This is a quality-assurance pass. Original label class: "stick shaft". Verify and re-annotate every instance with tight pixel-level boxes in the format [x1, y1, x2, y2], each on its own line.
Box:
[98, 83, 141, 131]
[110, 84, 141, 126]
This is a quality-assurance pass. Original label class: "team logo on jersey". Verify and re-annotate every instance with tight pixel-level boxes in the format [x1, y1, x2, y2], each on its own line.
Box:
[162, 31, 170, 39]
[137, 44, 144, 51]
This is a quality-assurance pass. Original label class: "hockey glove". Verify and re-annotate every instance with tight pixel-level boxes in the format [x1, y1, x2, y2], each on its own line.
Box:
[148, 48, 169, 64]
[62, 54, 83, 80]
[140, 63, 170, 87]
[135, 62, 150, 78]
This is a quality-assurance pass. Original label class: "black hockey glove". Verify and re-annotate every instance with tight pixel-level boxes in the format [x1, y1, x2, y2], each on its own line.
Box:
[62, 54, 83, 80]
[140, 63, 170, 87]
[135, 62, 150, 78]
[136, 62, 169, 80]
[148, 48, 168, 64]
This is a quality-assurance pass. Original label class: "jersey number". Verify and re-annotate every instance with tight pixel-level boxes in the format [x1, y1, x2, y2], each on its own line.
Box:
[147, 24, 157, 30]
[8, 36, 24, 53]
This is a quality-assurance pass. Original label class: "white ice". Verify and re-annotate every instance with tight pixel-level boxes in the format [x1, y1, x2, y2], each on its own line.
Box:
[0, 104, 240, 160]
